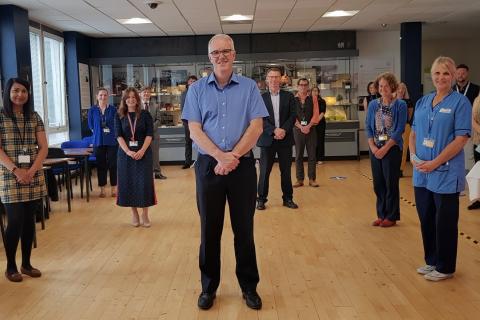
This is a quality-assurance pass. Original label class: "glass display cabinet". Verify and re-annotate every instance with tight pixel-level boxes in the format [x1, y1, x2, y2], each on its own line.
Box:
[248, 57, 360, 158]
[90, 55, 359, 161]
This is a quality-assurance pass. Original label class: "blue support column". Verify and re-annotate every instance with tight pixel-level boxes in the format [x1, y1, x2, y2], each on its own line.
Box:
[400, 22, 422, 103]
[64, 31, 91, 140]
[0, 5, 32, 83]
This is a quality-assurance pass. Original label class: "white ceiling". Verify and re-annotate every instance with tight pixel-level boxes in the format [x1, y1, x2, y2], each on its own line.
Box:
[1, 0, 479, 39]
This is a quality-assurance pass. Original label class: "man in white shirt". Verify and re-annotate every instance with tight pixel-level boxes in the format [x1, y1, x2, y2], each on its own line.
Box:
[256, 67, 298, 210]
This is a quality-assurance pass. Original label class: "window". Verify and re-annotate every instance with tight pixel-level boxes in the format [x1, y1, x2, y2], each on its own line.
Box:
[29, 29, 69, 145]
[29, 31, 44, 119]
[43, 35, 67, 129]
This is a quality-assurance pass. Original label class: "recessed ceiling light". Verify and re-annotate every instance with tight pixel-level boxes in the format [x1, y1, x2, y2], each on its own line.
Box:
[322, 10, 359, 18]
[221, 14, 253, 22]
[116, 17, 152, 25]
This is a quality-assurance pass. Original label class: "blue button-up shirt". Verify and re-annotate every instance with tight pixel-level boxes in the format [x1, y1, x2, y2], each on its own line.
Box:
[412, 91, 471, 193]
[87, 105, 118, 146]
[181, 73, 268, 154]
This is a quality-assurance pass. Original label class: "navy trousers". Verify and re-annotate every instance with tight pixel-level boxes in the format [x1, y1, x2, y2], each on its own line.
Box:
[195, 153, 259, 294]
[414, 187, 459, 274]
[369, 146, 402, 221]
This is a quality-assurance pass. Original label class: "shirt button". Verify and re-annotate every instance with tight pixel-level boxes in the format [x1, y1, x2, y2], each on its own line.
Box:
[223, 114, 226, 117]
[222, 102, 225, 105]
[222, 126, 225, 129]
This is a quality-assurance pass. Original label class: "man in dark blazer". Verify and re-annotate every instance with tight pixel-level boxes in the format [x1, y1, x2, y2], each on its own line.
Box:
[257, 67, 298, 210]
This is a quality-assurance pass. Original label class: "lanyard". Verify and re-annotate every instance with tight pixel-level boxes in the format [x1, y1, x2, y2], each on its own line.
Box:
[12, 114, 27, 153]
[428, 91, 453, 135]
[456, 82, 470, 96]
[297, 96, 308, 120]
[377, 99, 392, 133]
[98, 105, 108, 126]
[127, 113, 137, 141]
[428, 106, 441, 136]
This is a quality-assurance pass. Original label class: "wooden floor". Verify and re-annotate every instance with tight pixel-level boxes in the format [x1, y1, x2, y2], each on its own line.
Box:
[1, 158, 480, 320]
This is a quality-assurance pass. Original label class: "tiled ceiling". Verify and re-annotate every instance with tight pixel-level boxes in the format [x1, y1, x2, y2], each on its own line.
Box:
[0, 0, 479, 39]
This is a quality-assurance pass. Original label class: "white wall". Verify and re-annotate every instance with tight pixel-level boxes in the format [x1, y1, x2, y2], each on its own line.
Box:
[357, 30, 401, 151]
[357, 30, 401, 94]
[422, 38, 480, 93]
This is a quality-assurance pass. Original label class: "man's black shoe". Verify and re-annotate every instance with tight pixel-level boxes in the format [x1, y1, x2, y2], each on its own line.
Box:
[283, 199, 298, 209]
[198, 292, 216, 310]
[256, 200, 266, 210]
[242, 290, 262, 310]
[155, 173, 167, 180]
[468, 200, 480, 210]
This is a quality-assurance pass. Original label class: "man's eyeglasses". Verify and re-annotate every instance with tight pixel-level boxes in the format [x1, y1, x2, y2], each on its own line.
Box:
[298, 83, 309, 86]
[209, 49, 234, 58]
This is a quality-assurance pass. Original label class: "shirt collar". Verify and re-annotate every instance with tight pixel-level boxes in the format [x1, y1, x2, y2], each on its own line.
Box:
[207, 72, 239, 87]
[270, 90, 280, 96]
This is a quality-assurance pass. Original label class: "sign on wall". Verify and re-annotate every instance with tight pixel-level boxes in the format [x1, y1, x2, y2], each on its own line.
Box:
[79, 63, 91, 109]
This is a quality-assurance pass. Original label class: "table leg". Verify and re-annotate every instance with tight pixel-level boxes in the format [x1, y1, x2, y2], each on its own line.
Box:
[79, 160, 84, 199]
[65, 163, 72, 212]
[85, 155, 90, 202]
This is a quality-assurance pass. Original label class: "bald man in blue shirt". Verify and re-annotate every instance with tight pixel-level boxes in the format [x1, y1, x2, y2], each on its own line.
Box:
[182, 34, 268, 310]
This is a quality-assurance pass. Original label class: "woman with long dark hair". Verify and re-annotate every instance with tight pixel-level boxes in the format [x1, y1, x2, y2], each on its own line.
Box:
[115, 87, 156, 227]
[0, 78, 48, 282]
[363, 81, 380, 111]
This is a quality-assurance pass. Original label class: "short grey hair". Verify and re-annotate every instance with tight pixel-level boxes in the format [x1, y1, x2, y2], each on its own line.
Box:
[208, 34, 235, 53]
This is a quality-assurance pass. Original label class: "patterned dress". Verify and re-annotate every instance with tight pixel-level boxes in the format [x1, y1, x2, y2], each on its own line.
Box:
[0, 111, 47, 203]
[115, 110, 156, 207]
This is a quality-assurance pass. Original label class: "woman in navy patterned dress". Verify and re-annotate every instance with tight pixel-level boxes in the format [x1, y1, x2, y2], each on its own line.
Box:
[115, 87, 156, 227]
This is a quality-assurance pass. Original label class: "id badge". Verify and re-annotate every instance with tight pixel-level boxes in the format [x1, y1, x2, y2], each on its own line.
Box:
[103, 128, 110, 134]
[129, 141, 138, 147]
[18, 155, 31, 164]
[378, 134, 388, 141]
[423, 138, 435, 148]
[300, 120, 308, 126]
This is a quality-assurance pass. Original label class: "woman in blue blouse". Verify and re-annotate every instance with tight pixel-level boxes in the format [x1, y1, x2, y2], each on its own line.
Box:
[366, 72, 407, 228]
[409, 56, 471, 281]
[88, 88, 118, 197]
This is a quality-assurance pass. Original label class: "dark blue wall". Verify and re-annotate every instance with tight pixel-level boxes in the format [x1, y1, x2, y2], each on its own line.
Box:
[64, 31, 91, 140]
[401, 22, 422, 103]
[0, 5, 32, 84]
